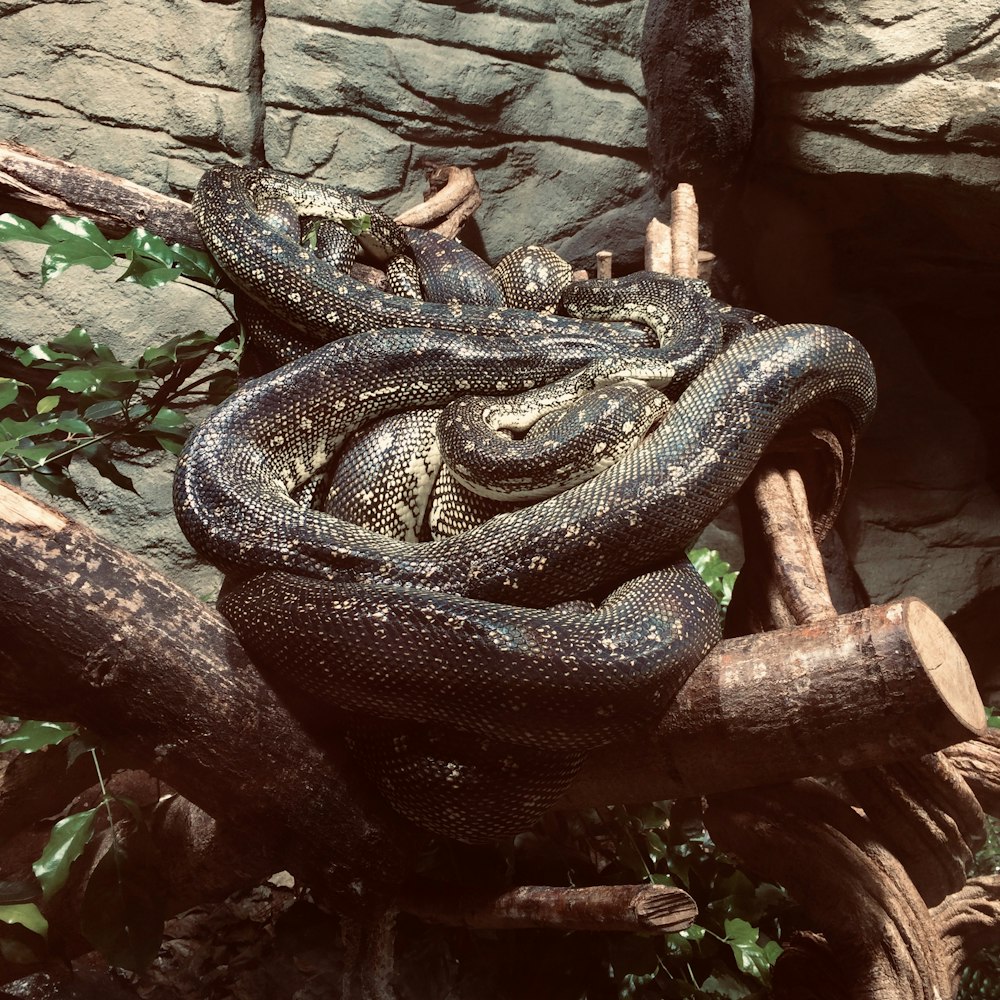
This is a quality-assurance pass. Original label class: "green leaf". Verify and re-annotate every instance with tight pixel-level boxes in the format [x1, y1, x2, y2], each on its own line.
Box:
[154, 435, 186, 455]
[0, 213, 49, 245]
[83, 399, 125, 423]
[14, 343, 79, 366]
[53, 414, 93, 436]
[80, 827, 166, 972]
[33, 807, 99, 902]
[0, 720, 78, 754]
[47, 369, 103, 394]
[118, 254, 182, 289]
[14, 442, 61, 466]
[35, 395, 60, 415]
[40, 215, 112, 249]
[699, 971, 752, 999]
[41, 239, 116, 284]
[147, 407, 186, 430]
[0, 379, 21, 410]
[340, 213, 372, 237]
[49, 361, 140, 397]
[723, 918, 776, 980]
[30, 470, 84, 502]
[50, 327, 97, 359]
[166, 243, 219, 285]
[0, 903, 49, 938]
[84, 445, 136, 494]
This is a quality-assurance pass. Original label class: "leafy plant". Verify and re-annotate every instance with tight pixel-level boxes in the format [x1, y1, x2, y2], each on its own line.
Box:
[0, 213, 240, 502]
[0, 214, 225, 973]
[0, 719, 166, 973]
[688, 548, 738, 612]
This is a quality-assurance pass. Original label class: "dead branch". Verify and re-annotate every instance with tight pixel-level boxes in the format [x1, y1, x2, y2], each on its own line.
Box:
[399, 882, 696, 933]
[0, 144, 480, 252]
[564, 596, 984, 808]
[0, 141, 202, 246]
[394, 164, 482, 239]
[0, 481, 417, 917]
[669, 183, 699, 277]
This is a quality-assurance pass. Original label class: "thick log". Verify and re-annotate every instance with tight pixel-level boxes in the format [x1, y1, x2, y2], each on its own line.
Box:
[0, 482, 417, 916]
[399, 882, 696, 933]
[0, 481, 981, 829]
[563, 597, 985, 808]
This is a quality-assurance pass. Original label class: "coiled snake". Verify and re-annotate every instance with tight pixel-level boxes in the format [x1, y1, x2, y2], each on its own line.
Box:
[174, 165, 878, 842]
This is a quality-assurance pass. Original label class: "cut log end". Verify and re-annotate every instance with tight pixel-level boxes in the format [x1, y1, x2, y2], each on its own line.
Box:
[904, 597, 985, 735]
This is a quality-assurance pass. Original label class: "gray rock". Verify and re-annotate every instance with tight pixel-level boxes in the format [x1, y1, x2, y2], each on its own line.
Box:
[641, 0, 755, 221]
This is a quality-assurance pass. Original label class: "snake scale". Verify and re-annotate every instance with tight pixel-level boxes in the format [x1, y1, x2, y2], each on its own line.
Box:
[175, 164, 878, 842]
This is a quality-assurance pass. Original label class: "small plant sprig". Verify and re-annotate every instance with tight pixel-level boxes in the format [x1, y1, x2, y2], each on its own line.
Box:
[0, 720, 165, 972]
[0, 212, 240, 501]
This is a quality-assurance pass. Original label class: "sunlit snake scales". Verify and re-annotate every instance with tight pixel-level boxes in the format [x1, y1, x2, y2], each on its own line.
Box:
[175, 165, 878, 842]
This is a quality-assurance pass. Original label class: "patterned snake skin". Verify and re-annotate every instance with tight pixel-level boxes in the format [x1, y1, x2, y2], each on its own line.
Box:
[174, 165, 878, 841]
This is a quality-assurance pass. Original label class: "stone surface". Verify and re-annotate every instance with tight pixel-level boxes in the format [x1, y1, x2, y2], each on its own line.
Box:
[261, 2, 653, 266]
[712, 0, 1000, 676]
[0, 0, 258, 193]
[641, 0, 755, 223]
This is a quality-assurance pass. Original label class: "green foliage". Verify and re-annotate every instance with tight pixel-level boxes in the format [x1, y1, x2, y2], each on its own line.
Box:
[0, 212, 235, 971]
[0, 727, 165, 973]
[688, 548, 738, 612]
[0, 718, 77, 754]
[0, 213, 239, 501]
[80, 815, 165, 973]
[959, 947, 1000, 1000]
[599, 802, 787, 997]
[0, 904, 48, 965]
[985, 705, 999, 730]
[0, 213, 219, 288]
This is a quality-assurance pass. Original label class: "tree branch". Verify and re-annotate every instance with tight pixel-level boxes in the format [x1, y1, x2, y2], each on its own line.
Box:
[0, 481, 418, 917]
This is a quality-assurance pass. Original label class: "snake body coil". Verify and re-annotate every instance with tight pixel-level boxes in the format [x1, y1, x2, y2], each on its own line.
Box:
[176, 165, 878, 841]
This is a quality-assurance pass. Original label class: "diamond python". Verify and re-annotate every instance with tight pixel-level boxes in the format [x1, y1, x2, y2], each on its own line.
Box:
[174, 165, 878, 842]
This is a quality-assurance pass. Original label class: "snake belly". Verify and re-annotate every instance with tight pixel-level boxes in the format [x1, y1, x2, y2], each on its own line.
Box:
[177, 165, 878, 842]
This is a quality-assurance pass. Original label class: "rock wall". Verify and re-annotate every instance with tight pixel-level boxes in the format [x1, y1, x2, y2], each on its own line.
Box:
[726, 0, 1000, 695]
[1, 0, 998, 694]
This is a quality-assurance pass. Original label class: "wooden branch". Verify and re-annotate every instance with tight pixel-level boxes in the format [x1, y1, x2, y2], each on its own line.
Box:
[0, 476, 983, 843]
[563, 597, 984, 808]
[393, 164, 482, 239]
[840, 756, 985, 906]
[0, 482, 417, 916]
[943, 730, 1000, 817]
[399, 882, 696, 933]
[0, 141, 202, 246]
[931, 875, 1000, 980]
[0, 143, 481, 252]
[751, 464, 834, 623]
[669, 183, 699, 278]
[644, 217, 672, 274]
[705, 780, 953, 998]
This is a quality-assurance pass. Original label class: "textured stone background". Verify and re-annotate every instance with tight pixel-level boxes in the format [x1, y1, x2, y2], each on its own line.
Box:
[1, 0, 998, 695]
